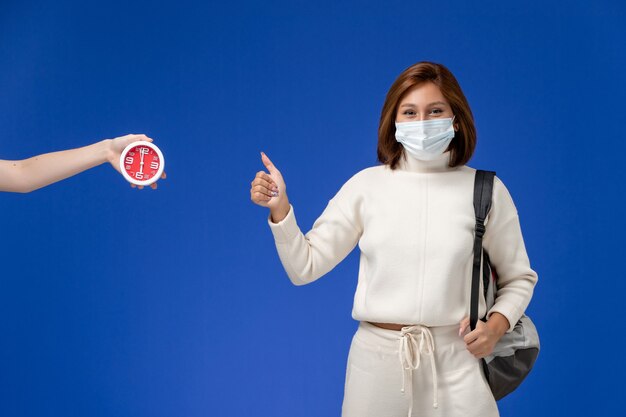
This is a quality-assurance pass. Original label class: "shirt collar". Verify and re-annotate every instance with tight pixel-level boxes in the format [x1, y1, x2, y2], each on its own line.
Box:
[397, 150, 457, 173]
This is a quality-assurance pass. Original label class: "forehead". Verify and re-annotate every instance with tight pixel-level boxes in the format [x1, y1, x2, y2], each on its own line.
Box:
[399, 82, 448, 106]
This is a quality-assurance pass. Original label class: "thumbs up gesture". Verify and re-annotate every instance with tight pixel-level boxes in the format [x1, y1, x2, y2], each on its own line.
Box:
[250, 152, 291, 222]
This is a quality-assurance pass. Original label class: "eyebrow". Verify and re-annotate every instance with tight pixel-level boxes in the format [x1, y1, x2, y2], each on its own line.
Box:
[400, 101, 448, 108]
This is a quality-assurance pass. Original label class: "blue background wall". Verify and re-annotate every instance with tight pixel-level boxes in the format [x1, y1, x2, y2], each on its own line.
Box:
[1, 1, 624, 416]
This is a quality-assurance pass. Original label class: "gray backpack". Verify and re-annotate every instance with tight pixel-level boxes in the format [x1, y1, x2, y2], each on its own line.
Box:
[470, 170, 540, 400]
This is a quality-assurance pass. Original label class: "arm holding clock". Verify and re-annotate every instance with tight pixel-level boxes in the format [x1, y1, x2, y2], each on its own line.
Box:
[0, 133, 166, 193]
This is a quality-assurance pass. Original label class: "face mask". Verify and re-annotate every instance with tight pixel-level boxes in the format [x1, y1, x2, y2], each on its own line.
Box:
[395, 117, 455, 161]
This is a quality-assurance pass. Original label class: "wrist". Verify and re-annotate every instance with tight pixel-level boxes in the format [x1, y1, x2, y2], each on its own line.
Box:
[101, 139, 116, 165]
[270, 200, 290, 223]
[486, 312, 509, 338]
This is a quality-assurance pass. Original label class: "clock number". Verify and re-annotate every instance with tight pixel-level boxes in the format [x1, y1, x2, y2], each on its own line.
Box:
[125, 156, 134, 165]
[150, 161, 159, 170]
[139, 147, 150, 155]
[135, 172, 144, 180]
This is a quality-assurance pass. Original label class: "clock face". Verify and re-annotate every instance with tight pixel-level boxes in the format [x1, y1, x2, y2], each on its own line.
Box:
[119, 141, 165, 186]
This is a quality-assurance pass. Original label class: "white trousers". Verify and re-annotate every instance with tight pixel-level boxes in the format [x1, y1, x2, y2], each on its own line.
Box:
[341, 321, 499, 417]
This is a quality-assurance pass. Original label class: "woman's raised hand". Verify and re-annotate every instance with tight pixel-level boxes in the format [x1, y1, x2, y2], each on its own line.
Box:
[250, 152, 290, 222]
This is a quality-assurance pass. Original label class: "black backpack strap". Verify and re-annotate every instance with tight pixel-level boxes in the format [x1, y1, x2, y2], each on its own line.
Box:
[470, 170, 496, 331]
[482, 251, 492, 302]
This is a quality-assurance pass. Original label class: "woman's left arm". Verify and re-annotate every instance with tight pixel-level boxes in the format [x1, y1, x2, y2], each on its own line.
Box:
[462, 175, 538, 357]
[0, 134, 165, 193]
[482, 176, 539, 331]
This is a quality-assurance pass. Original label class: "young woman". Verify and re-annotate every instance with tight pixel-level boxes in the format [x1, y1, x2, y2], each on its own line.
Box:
[250, 62, 538, 416]
[0, 134, 165, 192]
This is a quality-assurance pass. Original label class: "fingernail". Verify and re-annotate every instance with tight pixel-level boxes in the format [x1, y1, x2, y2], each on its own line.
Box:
[271, 191, 278, 197]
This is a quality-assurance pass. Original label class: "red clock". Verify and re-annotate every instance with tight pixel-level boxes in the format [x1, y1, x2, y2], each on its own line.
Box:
[119, 141, 165, 186]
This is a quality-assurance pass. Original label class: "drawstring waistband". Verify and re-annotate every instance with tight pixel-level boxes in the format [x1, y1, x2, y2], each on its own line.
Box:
[398, 325, 439, 416]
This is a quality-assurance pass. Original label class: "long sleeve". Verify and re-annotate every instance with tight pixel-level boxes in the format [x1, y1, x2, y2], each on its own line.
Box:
[483, 176, 538, 332]
[267, 188, 363, 285]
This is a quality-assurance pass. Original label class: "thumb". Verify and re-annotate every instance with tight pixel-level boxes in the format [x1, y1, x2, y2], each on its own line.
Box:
[261, 151, 279, 175]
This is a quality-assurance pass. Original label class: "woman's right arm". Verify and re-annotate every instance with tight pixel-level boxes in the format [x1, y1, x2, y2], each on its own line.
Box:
[251, 152, 362, 285]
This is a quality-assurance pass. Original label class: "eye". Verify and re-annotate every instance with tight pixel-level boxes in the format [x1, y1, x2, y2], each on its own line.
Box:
[402, 110, 416, 116]
[429, 108, 443, 115]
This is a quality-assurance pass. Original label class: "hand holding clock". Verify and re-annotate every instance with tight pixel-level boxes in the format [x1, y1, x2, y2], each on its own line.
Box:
[108, 134, 166, 190]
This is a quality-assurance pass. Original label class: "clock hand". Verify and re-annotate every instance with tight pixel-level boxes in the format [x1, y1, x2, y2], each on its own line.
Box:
[139, 149, 145, 173]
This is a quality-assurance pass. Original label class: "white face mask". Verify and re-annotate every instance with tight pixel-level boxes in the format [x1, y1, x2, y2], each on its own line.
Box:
[395, 117, 455, 161]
